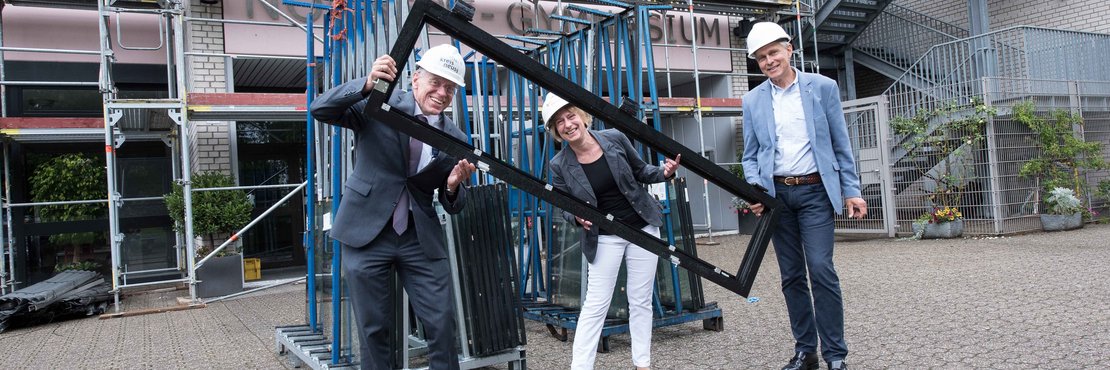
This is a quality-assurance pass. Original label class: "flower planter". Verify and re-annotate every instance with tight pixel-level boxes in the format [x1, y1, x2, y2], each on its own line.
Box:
[1040, 213, 1083, 231]
[912, 218, 964, 239]
[736, 211, 759, 235]
[196, 254, 244, 298]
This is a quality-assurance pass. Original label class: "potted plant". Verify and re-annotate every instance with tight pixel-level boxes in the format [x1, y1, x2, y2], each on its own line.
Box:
[892, 98, 994, 234]
[729, 156, 759, 234]
[164, 172, 253, 298]
[911, 206, 964, 239]
[1014, 101, 1106, 229]
[1040, 187, 1084, 231]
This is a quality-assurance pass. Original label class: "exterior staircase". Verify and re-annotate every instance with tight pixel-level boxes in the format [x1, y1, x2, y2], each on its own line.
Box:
[812, 0, 897, 52]
[850, 3, 968, 84]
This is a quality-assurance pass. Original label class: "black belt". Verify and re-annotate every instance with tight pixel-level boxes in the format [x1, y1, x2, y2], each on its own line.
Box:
[773, 173, 822, 186]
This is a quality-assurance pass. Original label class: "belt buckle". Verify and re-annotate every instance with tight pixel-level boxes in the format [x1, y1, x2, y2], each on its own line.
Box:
[784, 176, 799, 186]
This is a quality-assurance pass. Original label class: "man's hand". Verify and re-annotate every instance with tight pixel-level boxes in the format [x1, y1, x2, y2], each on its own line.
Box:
[363, 55, 398, 93]
[446, 159, 476, 194]
[750, 203, 764, 216]
[846, 197, 868, 219]
[575, 216, 593, 231]
[663, 154, 682, 178]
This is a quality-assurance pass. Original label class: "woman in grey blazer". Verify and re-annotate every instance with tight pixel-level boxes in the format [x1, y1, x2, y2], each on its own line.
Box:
[543, 92, 680, 370]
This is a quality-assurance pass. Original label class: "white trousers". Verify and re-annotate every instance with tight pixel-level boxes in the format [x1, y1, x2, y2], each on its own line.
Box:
[571, 225, 659, 370]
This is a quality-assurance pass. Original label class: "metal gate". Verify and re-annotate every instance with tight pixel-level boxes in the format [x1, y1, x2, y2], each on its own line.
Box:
[836, 96, 896, 237]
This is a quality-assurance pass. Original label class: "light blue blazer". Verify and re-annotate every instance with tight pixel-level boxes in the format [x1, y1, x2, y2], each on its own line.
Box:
[740, 72, 861, 215]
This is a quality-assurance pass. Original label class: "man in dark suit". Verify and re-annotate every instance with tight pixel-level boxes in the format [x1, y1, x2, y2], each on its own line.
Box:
[310, 44, 476, 370]
[740, 22, 867, 370]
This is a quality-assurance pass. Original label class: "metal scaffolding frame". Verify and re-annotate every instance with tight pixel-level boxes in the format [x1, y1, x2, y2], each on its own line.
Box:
[0, 3, 821, 367]
[0, 0, 317, 307]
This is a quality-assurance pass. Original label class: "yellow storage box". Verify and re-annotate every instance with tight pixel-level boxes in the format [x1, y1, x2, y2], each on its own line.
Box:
[243, 257, 261, 281]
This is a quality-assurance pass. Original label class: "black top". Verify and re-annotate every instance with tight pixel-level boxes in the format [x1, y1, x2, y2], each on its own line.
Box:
[580, 155, 649, 235]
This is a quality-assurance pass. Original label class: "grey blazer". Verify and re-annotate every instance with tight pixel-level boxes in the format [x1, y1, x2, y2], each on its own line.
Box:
[310, 78, 468, 259]
[549, 129, 668, 263]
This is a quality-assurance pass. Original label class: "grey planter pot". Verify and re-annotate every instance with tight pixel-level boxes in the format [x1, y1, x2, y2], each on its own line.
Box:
[1040, 213, 1083, 231]
[736, 211, 759, 235]
[196, 254, 243, 298]
[912, 218, 964, 239]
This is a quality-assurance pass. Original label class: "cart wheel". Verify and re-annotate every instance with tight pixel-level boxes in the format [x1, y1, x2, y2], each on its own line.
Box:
[546, 324, 568, 341]
[703, 316, 724, 332]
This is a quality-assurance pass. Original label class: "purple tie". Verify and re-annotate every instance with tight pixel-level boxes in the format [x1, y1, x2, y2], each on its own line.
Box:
[392, 115, 427, 234]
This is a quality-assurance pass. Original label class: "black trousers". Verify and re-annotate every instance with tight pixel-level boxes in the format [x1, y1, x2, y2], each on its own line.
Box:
[341, 223, 459, 370]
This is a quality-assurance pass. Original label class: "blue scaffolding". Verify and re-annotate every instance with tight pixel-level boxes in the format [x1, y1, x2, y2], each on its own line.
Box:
[277, 0, 805, 367]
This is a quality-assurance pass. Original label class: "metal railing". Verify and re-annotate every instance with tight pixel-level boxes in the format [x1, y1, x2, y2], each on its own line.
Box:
[847, 23, 1110, 236]
[873, 77, 1110, 236]
[885, 26, 1110, 120]
[853, 3, 966, 71]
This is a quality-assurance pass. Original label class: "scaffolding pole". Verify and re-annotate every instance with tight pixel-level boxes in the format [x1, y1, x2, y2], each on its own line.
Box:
[97, 0, 125, 311]
[1, 141, 11, 294]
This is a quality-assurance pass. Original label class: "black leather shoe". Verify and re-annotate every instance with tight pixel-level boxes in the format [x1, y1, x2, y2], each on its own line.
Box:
[827, 360, 848, 370]
[781, 351, 818, 370]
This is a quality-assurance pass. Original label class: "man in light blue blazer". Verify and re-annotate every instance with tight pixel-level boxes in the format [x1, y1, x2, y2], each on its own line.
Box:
[741, 22, 868, 370]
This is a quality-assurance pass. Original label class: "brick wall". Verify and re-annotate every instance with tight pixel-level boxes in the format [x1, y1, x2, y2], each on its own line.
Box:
[854, 64, 895, 98]
[897, 0, 968, 30]
[988, 0, 1110, 33]
[187, 1, 233, 176]
[188, 1, 227, 92]
[729, 16, 749, 157]
[898, 0, 1110, 33]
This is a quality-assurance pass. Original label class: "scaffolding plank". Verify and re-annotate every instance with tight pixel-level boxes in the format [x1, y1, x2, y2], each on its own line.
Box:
[0, 117, 102, 129]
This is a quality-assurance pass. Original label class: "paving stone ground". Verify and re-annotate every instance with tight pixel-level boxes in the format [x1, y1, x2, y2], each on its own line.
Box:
[2, 224, 1107, 369]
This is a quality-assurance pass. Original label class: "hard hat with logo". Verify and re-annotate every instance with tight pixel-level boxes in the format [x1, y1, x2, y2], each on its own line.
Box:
[745, 21, 792, 59]
[416, 44, 467, 87]
[541, 92, 571, 126]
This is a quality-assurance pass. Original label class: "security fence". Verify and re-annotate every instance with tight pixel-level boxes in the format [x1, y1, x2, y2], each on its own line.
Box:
[832, 24, 1110, 236]
[841, 78, 1110, 236]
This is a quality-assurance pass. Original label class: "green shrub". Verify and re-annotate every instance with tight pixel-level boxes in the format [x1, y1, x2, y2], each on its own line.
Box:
[164, 172, 253, 257]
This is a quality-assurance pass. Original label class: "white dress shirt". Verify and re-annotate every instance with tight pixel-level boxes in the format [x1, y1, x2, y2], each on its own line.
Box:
[770, 69, 818, 177]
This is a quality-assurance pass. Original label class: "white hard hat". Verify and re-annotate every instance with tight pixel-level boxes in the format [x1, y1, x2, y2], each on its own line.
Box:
[416, 44, 466, 87]
[745, 22, 791, 59]
[541, 92, 571, 127]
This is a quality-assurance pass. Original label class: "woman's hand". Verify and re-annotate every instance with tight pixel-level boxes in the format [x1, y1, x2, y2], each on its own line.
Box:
[663, 154, 682, 178]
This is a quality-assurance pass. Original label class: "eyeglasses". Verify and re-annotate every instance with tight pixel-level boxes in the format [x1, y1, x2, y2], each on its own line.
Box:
[424, 76, 458, 95]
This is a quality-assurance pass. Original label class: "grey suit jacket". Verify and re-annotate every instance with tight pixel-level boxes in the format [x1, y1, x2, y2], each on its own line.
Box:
[549, 129, 667, 263]
[310, 78, 468, 259]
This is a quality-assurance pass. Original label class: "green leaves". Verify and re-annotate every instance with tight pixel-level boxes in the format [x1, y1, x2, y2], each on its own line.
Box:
[892, 98, 995, 208]
[28, 153, 108, 246]
[1044, 187, 1083, 215]
[164, 172, 254, 255]
[29, 153, 107, 221]
[1014, 101, 1107, 200]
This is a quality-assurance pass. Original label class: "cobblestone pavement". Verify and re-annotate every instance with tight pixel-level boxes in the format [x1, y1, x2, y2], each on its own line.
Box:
[2, 224, 1107, 369]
